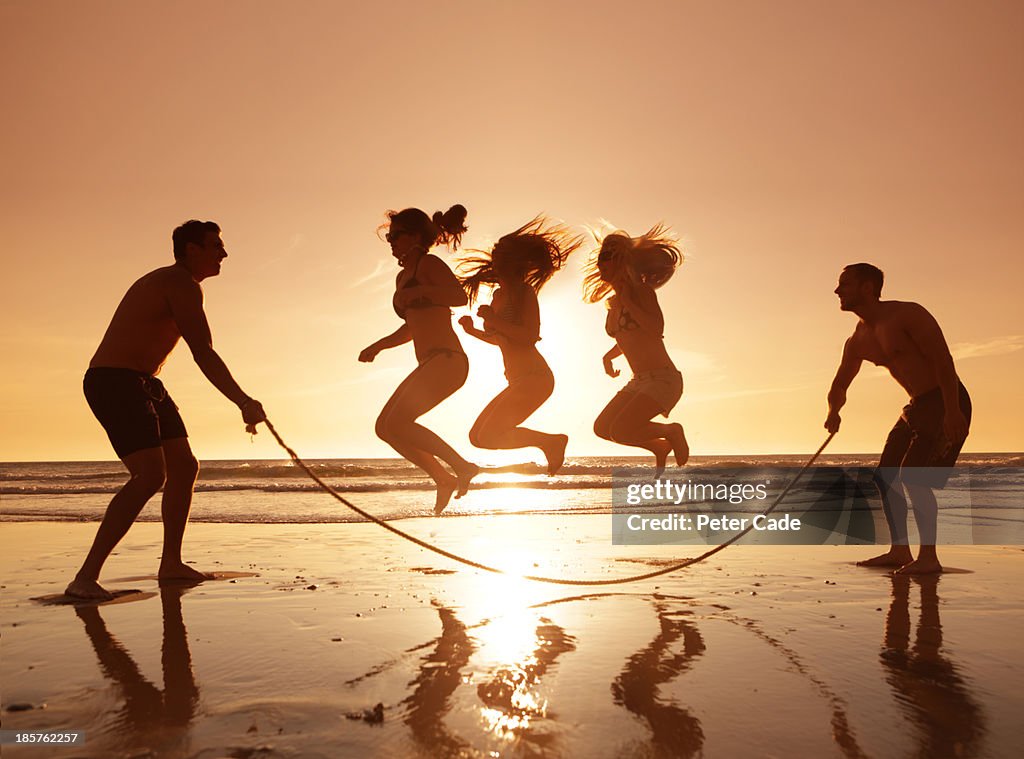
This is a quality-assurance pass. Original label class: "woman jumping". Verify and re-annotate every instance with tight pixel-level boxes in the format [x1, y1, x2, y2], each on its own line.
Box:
[458, 217, 581, 475]
[585, 226, 689, 472]
[359, 205, 479, 514]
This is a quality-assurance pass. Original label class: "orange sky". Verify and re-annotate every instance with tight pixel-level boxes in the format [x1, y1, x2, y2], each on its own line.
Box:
[1, 1, 1021, 462]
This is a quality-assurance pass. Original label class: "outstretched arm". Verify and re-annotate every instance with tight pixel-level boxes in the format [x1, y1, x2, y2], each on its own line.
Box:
[904, 304, 969, 441]
[167, 277, 266, 431]
[359, 324, 412, 362]
[825, 337, 862, 433]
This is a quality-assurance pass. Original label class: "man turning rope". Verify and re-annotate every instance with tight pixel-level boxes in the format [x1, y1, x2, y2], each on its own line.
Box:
[825, 263, 971, 575]
[66, 220, 266, 600]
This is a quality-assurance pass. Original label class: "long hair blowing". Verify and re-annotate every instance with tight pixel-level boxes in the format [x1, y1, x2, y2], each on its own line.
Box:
[459, 216, 583, 305]
[582, 223, 682, 304]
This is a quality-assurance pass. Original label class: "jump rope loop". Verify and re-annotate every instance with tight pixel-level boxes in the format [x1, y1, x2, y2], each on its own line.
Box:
[263, 419, 835, 586]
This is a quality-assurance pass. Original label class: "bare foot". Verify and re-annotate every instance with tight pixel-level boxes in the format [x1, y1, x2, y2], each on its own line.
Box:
[649, 439, 672, 478]
[856, 547, 914, 568]
[543, 434, 569, 476]
[65, 577, 113, 601]
[158, 562, 215, 583]
[667, 423, 689, 467]
[895, 557, 943, 575]
[434, 473, 457, 515]
[453, 461, 479, 499]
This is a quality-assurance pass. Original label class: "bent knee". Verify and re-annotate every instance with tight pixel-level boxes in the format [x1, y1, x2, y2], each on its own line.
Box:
[593, 419, 614, 441]
[375, 414, 393, 442]
[167, 454, 200, 483]
[608, 419, 634, 442]
[132, 466, 167, 495]
[469, 425, 499, 449]
[376, 412, 412, 443]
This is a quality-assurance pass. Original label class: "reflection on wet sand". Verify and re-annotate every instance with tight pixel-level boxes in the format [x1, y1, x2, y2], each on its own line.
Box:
[357, 594, 711, 757]
[401, 602, 476, 756]
[611, 602, 706, 758]
[712, 607, 867, 758]
[477, 618, 576, 752]
[351, 590, 956, 758]
[882, 575, 985, 758]
[75, 584, 199, 755]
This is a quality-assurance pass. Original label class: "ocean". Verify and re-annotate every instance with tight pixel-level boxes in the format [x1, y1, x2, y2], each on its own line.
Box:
[2, 455, 1022, 545]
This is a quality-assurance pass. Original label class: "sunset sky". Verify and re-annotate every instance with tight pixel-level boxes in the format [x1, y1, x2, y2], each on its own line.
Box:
[1, 1, 1021, 462]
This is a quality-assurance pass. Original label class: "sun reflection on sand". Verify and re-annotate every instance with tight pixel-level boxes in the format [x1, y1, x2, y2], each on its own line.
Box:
[479, 683, 543, 737]
[473, 605, 576, 745]
[451, 551, 579, 746]
[471, 592, 538, 662]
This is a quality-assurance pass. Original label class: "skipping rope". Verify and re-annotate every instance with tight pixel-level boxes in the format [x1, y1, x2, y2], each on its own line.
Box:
[264, 420, 835, 587]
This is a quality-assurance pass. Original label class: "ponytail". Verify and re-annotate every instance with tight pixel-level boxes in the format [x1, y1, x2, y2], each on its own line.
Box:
[431, 204, 468, 250]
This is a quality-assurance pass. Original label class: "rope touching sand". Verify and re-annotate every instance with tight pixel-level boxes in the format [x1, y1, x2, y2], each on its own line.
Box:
[264, 420, 835, 586]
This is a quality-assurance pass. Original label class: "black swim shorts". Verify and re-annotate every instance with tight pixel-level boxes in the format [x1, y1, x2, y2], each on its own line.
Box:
[83, 367, 188, 458]
[879, 382, 971, 487]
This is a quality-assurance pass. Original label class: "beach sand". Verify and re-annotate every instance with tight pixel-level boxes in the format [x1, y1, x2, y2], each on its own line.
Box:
[2, 518, 1022, 758]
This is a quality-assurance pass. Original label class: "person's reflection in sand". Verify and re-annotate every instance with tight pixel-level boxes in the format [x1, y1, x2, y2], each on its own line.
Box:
[612, 602, 706, 758]
[882, 575, 985, 757]
[476, 619, 577, 751]
[74, 584, 199, 753]
[401, 602, 476, 757]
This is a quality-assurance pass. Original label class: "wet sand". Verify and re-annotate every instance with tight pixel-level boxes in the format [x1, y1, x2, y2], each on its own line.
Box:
[2, 519, 1022, 758]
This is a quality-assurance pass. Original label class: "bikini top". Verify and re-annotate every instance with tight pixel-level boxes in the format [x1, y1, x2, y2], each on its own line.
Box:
[393, 255, 440, 319]
[605, 301, 641, 337]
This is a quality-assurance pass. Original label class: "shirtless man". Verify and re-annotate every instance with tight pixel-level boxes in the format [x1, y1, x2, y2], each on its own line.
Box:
[825, 263, 971, 574]
[66, 220, 266, 600]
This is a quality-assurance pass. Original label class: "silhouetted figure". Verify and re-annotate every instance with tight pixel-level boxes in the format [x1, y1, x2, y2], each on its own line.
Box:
[67, 221, 266, 600]
[359, 206, 480, 515]
[459, 217, 582, 474]
[825, 264, 971, 574]
[586, 227, 689, 472]
[75, 584, 200, 754]
[881, 575, 985, 757]
[612, 603, 706, 757]
[401, 602, 476, 756]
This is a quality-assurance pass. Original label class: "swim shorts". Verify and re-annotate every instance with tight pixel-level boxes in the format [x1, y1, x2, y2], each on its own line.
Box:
[879, 382, 971, 487]
[622, 367, 684, 417]
[83, 367, 188, 458]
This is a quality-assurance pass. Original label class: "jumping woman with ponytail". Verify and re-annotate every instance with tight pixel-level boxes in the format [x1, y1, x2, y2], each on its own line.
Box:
[359, 205, 479, 514]
[458, 217, 581, 475]
[585, 226, 689, 472]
